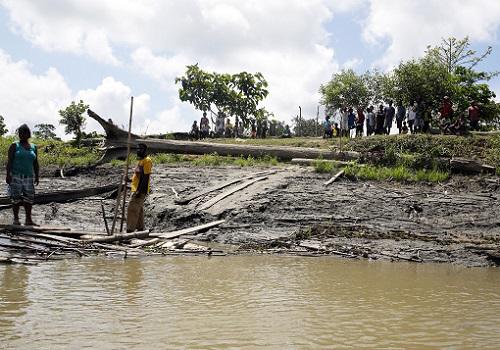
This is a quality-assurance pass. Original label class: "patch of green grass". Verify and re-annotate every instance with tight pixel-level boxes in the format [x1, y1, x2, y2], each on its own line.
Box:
[313, 160, 335, 173]
[345, 164, 450, 183]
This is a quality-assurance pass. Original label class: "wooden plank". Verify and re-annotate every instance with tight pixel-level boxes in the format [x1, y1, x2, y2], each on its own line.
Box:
[175, 171, 271, 205]
[291, 158, 355, 167]
[324, 170, 345, 186]
[81, 230, 150, 243]
[198, 174, 272, 211]
[150, 220, 225, 239]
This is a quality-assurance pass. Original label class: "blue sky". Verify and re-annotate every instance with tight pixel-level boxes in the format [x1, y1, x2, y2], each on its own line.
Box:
[0, 0, 499, 137]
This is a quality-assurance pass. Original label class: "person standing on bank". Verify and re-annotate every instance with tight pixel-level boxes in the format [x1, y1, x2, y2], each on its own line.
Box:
[127, 143, 152, 232]
[6, 124, 39, 226]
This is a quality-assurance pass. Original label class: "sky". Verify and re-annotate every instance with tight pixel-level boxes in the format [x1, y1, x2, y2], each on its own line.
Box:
[1, 0, 500, 138]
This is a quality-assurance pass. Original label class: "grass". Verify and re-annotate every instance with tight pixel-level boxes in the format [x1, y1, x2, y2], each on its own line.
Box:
[344, 164, 450, 183]
[0, 136, 100, 168]
[312, 160, 335, 173]
[151, 152, 279, 167]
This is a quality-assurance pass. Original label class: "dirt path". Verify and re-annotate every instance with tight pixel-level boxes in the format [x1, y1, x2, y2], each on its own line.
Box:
[1, 164, 498, 267]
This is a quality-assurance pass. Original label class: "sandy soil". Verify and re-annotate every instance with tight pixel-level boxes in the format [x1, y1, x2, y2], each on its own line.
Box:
[1, 164, 499, 267]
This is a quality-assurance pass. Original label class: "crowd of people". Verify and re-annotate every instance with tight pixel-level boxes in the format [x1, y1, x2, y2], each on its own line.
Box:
[323, 97, 482, 138]
[190, 111, 292, 140]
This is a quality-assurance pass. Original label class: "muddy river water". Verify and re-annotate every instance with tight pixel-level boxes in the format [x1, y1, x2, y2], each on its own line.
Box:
[1, 256, 499, 349]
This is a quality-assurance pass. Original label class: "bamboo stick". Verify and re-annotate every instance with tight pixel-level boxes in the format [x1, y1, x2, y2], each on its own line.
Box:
[120, 96, 134, 232]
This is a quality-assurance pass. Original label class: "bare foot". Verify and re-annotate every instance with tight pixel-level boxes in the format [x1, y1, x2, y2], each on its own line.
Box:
[13, 219, 21, 226]
[24, 221, 39, 227]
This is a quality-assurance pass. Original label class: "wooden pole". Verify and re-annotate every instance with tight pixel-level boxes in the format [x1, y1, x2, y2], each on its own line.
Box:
[110, 175, 123, 235]
[119, 96, 134, 232]
[110, 96, 134, 235]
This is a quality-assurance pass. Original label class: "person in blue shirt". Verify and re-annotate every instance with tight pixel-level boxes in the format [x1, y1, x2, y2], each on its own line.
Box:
[347, 108, 356, 138]
[323, 115, 333, 138]
[6, 124, 39, 226]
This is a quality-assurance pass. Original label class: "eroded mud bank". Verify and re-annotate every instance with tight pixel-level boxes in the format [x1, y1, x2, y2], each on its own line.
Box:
[2, 164, 498, 267]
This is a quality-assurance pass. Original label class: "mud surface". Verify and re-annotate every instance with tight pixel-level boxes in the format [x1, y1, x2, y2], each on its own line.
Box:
[2, 164, 499, 267]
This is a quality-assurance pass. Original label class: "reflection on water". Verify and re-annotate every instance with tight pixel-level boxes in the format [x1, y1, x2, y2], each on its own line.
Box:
[0, 256, 499, 349]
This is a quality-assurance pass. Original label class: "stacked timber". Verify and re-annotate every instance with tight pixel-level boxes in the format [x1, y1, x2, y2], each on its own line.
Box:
[0, 220, 228, 265]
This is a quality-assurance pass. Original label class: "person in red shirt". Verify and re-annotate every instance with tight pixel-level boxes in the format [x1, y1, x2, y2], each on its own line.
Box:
[440, 96, 453, 119]
[356, 108, 365, 137]
[468, 102, 481, 131]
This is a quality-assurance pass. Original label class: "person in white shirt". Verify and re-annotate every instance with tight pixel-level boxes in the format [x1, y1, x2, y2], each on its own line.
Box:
[407, 102, 417, 134]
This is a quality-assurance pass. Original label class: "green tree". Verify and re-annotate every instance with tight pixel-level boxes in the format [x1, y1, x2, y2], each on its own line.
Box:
[426, 36, 497, 75]
[59, 100, 89, 146]
[225, 71, 269, 127]
[320, 69, 371, 112]
[34, 123, 57, 139]
[176, 65, 269, 127]
[0, 115, 8, 136]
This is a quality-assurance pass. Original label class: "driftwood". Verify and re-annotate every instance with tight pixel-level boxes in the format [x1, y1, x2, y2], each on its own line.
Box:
[0, 184, 118, 208]
[291, 158, 356, 167]
[198, 175, 272, 210]
[450, 157, 496, 174]
[150, 220, 225, 239]
[80, 230, 150, 243]
[87, 109, 361, 162]
[324, 170, 345, 186]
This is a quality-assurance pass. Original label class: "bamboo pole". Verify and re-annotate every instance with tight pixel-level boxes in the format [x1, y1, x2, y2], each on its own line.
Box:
[110, 96, 134, 235]
[120, 96, 134, 232]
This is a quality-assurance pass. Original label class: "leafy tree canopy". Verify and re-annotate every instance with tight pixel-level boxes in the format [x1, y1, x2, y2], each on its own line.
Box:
[59, 100, 89, 146]
[0, 115, 8, 136]
[176, 64, 269, 127]
[320, 37, 499, 128]
[34, 123, 58, 140]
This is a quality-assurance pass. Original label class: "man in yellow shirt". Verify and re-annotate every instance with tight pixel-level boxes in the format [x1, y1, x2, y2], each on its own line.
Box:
[127, 143, 152, 232]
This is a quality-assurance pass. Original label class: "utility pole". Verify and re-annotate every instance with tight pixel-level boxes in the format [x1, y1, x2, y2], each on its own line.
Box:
[298, 106, 302, 137]
[316, 105, 320, 137]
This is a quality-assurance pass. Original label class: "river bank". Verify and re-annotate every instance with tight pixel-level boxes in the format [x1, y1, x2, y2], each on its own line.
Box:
[1, 163, 498, 267]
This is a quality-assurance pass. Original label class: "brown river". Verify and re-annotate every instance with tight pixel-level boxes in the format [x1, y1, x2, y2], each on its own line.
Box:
[1, 256, 499, 350]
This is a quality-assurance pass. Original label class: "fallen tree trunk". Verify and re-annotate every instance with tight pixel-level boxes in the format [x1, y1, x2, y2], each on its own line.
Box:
[87, 109, 361, 162]
[0, 184, 118, 207]
[291, 158, 357, 167]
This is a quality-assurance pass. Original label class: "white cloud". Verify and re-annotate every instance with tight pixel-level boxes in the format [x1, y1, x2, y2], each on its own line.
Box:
[2, 0, 357, 127]
[362, 0, 500, 69]
[0, 50, 164, 139]
[0, 49, 72, 136]
[342, 57, 363, 70]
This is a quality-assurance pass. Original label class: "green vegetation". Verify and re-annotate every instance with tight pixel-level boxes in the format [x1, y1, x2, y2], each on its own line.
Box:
[176, 64, 269, 127]
[343, 133, 500, 172]
[150, 152, 279, 167]
[320, 36, 500, 129]
[312, 160, 334, 173]
[0, 136, 100, 168]
[59, 100, 89, 146]
[344, 164, 450, 183]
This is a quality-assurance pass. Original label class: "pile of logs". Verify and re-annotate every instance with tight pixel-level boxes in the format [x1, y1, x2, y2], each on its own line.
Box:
[0, 220, 228, 265]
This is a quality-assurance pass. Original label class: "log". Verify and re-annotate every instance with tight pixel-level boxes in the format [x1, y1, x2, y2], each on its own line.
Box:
[175, 171, 272, 205]
[81, 230, 150, 243]
[150, 220, 225, 239]
[87, 109, 361, 162]
[198, 175, 271, 210]
[291, 158, 356, 167]
[324, 170, 345, 186]
[450, 157, 496, 174]
[0, 184, 118, 207]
